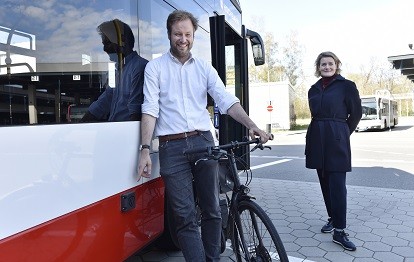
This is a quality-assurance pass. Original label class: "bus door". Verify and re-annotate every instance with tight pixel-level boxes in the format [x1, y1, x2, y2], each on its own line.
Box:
[209, 15, 265, 169]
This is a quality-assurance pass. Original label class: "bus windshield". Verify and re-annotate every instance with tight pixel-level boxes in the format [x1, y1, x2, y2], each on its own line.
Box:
[361, 97, 378, 120]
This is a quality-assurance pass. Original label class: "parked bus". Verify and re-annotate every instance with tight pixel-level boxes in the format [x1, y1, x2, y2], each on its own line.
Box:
[0, 1, 265, 261]
[356, 94, 399, 131]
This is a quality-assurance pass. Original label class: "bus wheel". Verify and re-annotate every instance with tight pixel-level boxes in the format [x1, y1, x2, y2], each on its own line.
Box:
[154, 194, 180, 251]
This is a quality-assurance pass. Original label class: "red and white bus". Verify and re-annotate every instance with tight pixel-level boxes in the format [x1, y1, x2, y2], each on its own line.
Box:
[0, 0, 264, 261]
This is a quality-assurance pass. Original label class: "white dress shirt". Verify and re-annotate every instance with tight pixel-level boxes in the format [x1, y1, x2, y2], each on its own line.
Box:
[142, 51, 239, 137]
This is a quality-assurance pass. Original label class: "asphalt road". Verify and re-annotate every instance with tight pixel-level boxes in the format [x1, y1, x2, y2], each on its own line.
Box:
[251, 116, 414, 191]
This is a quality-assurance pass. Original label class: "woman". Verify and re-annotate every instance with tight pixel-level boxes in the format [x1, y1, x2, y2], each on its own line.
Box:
[305, 51, 362, 251]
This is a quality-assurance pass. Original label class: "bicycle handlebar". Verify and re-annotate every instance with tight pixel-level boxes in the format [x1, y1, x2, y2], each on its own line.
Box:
[183, 134, 273, 155]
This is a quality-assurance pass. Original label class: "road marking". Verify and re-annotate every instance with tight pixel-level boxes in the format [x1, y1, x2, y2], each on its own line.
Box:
[250, 159, 292, 170]
[355, 148, 414, 157]
[251, 155, 305, 160]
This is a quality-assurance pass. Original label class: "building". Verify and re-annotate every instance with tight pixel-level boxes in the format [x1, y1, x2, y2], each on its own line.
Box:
[248, 81, 295, 131]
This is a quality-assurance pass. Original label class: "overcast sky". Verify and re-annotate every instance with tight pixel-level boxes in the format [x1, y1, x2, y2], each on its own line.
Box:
[239, 0, 414, 78]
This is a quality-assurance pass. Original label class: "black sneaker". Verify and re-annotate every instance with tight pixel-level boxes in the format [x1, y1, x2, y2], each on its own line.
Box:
[321, 218, 334, 233]
[333, 230, 356, 251]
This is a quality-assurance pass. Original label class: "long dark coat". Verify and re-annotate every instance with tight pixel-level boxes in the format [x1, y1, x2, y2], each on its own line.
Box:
[305, 75, 362, 172]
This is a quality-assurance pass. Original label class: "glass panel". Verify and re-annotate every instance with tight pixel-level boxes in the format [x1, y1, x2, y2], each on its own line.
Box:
[0, 0, 137, 125]
[361, 98, 378, 120]
[0, 0, 214, 126]
[137, 0, 211, 62]
[225, 45, 236, 95]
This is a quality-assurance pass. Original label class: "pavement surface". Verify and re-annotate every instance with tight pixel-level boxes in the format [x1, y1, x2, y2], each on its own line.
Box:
[126, 177, 414, 262]
[127, 118, 414, 261]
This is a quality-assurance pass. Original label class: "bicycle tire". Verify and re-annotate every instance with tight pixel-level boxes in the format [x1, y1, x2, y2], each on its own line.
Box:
[229, 200, 289, 262]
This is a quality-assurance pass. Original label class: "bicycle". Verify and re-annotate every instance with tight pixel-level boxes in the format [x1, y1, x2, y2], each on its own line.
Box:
[184, 136, 289, 262]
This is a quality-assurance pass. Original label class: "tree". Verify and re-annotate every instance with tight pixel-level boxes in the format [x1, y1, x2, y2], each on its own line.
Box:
[280, 31, 304, 87]
[248, 32, 284, 82]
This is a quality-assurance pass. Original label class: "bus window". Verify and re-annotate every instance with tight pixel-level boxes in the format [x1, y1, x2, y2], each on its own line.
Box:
[0, 0, 137, 126]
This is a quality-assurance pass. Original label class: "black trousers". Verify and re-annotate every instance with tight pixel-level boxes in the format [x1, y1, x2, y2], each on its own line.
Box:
[317, 169, 347, 229]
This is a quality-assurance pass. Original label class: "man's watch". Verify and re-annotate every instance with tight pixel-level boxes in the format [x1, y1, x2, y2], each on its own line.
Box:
[140, 144, 150, 150]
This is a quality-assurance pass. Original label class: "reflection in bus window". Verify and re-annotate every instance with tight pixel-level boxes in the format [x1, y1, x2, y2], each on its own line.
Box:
[0, 0, 138, 126]
[78, 19, 148, 123]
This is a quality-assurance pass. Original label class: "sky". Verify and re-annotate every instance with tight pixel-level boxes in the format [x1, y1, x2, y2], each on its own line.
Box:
[239, 0, 414, 79]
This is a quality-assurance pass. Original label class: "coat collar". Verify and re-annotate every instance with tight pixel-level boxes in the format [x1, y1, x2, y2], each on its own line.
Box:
[313, 74, 345, 89]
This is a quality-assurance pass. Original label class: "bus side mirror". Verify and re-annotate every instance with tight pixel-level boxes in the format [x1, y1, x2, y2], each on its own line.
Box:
[245, 28, 265, 66]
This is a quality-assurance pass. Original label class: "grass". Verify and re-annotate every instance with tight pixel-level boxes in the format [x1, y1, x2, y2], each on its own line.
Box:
[290, 118, 310, 130]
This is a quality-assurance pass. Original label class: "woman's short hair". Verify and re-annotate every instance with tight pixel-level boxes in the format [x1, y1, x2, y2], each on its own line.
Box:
[167, 10, 199, 36]
[314, 51, 342, 77]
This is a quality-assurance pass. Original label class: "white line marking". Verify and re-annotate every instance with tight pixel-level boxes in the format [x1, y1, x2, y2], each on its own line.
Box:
[251, 155, 305, 160]
[250, 159, 292, 170]
[355, 148, 414, 157]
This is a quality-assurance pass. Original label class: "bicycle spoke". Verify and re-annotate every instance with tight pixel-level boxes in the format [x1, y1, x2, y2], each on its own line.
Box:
[231, 200, 288, 262]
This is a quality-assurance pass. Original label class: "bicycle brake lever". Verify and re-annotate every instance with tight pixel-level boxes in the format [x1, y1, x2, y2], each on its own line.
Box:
[250, 144, 259, 152]
[264, 145, 271, 150]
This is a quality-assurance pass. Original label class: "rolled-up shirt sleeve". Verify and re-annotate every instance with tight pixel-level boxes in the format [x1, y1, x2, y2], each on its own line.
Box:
[206, 63, 239, 114]
[142, 60, 160, 118]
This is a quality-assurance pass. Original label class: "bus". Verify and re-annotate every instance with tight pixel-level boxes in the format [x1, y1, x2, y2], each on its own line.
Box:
[356, 94, 399, 131]
[0, 0, 265, 261]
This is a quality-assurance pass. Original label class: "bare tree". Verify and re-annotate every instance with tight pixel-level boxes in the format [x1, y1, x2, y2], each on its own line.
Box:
[280, 31, 303, 87]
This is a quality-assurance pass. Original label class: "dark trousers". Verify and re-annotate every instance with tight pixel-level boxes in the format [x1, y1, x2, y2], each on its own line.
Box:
[317, 169, 347, 229]
[159, 131, 221, 262]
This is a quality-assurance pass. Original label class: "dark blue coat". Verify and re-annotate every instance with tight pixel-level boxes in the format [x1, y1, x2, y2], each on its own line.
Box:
[305, 75, 362, 172]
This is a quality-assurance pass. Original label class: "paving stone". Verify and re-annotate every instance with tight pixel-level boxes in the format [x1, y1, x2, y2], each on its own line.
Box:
[398, 232, 414, 242]
[363, 241, 392, 252]
[289, 222, 310, 230]
[373, 251, 404, 262]
[380, 236, 409, 246]
[387, 224, 413, 232]
[298, 246, 326, 257]
[391, 246, 414, 257]
[355, 232, 381, 242]
[371, 228, 398, 237]
[128, 179, 414, 262]
[353, 258, 381, 262]
[364, 221, 388, 229]
[294, 237, 320, 247]
[324, 251, 355, 262]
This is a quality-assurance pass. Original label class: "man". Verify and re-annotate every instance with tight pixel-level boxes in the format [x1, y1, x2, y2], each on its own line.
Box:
[137, 10, 270, 261]
[81, 19, 148, 122]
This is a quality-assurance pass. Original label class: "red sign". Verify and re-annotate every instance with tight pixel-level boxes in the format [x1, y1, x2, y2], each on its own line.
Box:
[267, 105, 273, 112]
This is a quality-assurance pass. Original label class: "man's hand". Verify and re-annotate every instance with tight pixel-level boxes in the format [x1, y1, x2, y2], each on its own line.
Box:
[137, 149, 152, 181]
[249, 127, 272, 143]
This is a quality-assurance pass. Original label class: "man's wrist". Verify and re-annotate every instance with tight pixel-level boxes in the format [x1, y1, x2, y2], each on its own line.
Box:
[140, 144, 150, 150]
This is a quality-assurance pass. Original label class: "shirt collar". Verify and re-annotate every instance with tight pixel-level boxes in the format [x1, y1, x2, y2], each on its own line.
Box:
[168, 50, 194, 64]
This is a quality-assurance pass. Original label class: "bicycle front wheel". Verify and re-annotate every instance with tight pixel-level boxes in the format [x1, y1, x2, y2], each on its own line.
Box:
[230, 200, 289, 262]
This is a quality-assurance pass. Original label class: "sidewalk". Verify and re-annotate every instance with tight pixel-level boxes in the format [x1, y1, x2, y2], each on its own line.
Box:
[127, 178, 414, 262]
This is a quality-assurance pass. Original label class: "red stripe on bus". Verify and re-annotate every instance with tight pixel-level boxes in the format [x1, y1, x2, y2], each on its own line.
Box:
[0, 178, 165, 262]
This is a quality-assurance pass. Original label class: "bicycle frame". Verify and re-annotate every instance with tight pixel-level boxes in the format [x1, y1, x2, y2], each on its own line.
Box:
[223, 147, 258, 260]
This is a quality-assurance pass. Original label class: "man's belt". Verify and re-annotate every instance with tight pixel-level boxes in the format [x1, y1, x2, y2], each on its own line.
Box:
[159, 131, 200, 143]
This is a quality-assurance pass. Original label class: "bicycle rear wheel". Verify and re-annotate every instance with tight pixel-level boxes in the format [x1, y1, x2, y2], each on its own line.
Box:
[230, 200, 288, 262]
